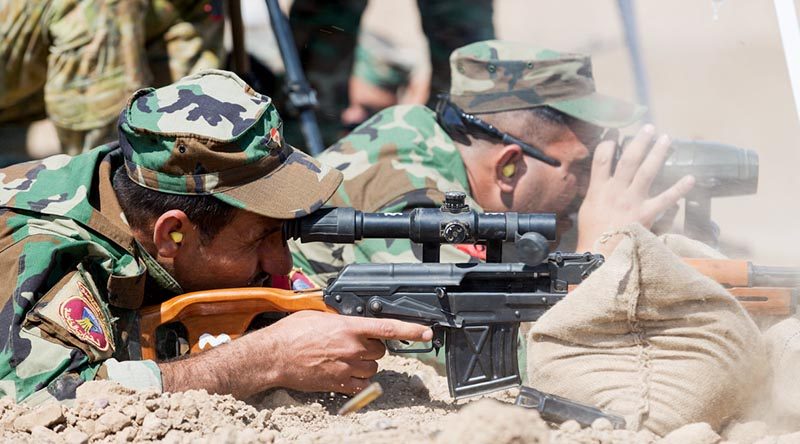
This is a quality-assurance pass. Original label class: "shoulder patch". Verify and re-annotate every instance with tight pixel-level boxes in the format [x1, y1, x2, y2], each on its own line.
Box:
[25, 269, 116, 361]
[59, 281, 111, 352]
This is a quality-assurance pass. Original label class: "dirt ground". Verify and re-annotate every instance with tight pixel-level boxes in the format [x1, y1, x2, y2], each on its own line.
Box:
[1, 354, 798, 443]
[5, 2, 800, 443]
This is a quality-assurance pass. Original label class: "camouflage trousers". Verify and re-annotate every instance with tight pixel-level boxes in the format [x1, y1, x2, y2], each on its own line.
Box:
[288, 0, 495, 146]
[0, 0, 225, 156]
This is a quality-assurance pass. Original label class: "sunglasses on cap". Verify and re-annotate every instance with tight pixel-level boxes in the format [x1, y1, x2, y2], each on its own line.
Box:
[435, 94, 561, 167]
[435, 94, 612, 168]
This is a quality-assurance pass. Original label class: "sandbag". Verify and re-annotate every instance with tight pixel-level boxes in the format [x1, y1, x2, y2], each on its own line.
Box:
[526, 224, 767, 435]
[763, 317, 800, 422]
[658, 233, 727, 259]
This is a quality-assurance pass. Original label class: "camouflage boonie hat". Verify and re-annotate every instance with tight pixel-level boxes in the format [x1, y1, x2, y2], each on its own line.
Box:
[449, 40, 646, 128]
[117, 69, 342, 219]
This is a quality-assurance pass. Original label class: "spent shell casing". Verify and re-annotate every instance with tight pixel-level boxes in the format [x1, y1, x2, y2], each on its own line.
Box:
[337, 382, 384, 415]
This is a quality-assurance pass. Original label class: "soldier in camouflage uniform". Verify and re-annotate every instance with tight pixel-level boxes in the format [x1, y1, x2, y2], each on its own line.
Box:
[0, 0, 225, 157]
[291, 40, 697, 285]
[0, 69, 431, 404]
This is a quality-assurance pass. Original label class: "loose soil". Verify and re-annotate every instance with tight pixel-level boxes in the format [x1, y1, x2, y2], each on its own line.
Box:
[0, 354, 797, 443]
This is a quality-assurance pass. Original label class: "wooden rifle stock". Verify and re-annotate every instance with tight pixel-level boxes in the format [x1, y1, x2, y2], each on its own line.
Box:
[683, 258, 798, 317]
[138, 288, 330, 361]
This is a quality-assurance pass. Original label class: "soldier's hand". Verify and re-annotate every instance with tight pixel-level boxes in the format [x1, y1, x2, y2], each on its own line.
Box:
[575, 125, 695, 255]
[160, 311, 432, 399]
[256, 311, 432, 395]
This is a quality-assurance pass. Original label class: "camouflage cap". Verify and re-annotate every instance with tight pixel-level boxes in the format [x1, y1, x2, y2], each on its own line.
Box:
[449, 40, 646, 128]
[117, 69, 342, 219]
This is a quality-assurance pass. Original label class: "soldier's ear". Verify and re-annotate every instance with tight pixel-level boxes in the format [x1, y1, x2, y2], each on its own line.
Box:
[153, 210, 192, 258]
[495, 144, 523, 193]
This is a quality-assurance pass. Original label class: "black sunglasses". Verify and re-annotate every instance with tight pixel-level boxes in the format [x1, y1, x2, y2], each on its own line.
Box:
[435, 95, 562, 167]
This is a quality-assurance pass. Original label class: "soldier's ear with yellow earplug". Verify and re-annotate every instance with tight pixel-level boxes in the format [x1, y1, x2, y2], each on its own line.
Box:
[170, 232, 183, 244]
[502, 163, 516, 178]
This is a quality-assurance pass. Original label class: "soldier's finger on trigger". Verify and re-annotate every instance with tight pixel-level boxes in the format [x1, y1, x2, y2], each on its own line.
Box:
[614, 124, 655, 185]
[355, 317, 432, 342]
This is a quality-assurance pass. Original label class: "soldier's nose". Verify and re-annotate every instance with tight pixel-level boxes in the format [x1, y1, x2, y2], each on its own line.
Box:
[259, 237, 293, 278]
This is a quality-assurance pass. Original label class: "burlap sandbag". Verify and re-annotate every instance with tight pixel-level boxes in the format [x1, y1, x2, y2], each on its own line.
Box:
[763, 317, 800, 421]
[526, 224, 767, 435]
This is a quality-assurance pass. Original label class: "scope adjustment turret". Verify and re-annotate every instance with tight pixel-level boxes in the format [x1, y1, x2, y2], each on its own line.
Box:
[443, 191, 468, 213]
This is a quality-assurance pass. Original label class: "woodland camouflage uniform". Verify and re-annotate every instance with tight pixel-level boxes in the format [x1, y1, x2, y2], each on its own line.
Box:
[0, 0, 225, 156]
[291, 40, 645, 285]
[0, 70, 341, 404]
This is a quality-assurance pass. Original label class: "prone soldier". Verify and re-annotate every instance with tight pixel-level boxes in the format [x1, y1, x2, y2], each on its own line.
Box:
[0, 70, 431, 404]
[291, 40, 697, 284]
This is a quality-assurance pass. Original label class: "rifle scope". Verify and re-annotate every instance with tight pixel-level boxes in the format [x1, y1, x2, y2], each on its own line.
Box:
[285, 192, 556, 263]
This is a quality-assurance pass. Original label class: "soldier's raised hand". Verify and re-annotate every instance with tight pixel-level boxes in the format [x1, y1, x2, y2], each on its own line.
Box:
[575, 125, 696, 255]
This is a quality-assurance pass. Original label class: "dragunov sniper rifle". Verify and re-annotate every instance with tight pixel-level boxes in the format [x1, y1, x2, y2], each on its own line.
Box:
[138, 191, 626, 428]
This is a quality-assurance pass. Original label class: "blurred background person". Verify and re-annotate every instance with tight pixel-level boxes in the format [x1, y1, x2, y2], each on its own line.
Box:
[341, 31, 431, 130]
[286, 0, 494, 145]
[0, 0, 225, 164]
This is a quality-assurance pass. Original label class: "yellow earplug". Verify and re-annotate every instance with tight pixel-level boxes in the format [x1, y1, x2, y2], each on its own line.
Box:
[169, 231, 184, 244]
[502, 163, 516, 178]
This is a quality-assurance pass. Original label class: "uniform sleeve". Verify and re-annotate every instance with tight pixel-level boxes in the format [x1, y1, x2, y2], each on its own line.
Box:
[144, 0, 225, 85]
[0, 234, 161, 404]
[96, 359, 161, 392]
[289, 240, 345, 287]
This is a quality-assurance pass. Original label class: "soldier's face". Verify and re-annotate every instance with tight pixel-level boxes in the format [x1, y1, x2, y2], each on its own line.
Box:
[172, 210, 293, 292]
[508, 126, 593, 235]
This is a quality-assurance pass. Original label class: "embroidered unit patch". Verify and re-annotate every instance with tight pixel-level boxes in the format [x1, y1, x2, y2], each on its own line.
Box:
[59, 281, 111, 351]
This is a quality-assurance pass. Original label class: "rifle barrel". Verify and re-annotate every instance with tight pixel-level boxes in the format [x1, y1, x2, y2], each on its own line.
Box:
[751, 264, 800, 287]
[264, 0, 324, 155]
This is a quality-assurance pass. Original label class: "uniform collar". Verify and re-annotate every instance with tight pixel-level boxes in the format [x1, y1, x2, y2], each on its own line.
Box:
[97, 147, 184, 306]
[134, 240, 183, 295]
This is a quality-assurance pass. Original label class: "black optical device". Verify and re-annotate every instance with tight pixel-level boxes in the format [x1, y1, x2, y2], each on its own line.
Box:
[434, 94, 562, 167]
[285, 191, 556, 265]
[614, 136, 759, 246]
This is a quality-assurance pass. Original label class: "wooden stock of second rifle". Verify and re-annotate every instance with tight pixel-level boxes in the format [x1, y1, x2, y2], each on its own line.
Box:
[138, 259, 798, 361]
[683, 258, 798, 317]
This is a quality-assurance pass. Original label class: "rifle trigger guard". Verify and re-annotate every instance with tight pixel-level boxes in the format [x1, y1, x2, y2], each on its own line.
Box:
[385, 340, 434, 354]
[384, 327, 444, 354]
